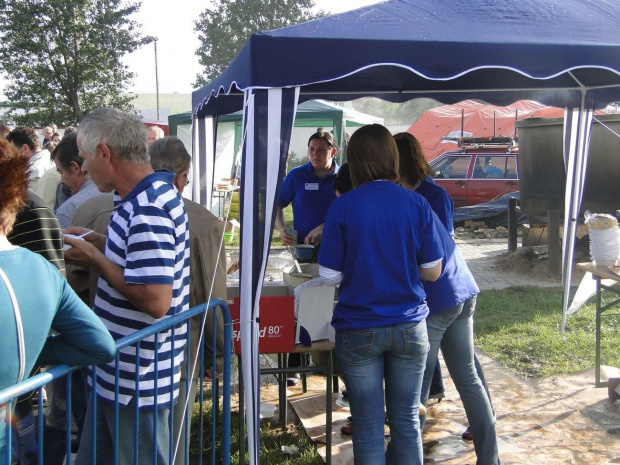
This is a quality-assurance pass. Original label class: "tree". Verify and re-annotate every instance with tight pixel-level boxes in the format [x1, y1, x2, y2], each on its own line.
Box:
[194, 0, 325, 87]
[0, 0, 151, 126]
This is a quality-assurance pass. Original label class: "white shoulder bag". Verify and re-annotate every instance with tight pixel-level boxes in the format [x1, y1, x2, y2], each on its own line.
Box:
[0, 268, 26, 383]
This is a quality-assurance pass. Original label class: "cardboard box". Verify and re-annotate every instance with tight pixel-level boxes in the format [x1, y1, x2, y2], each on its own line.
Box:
[227, 295, 295, 354]
[225, 219, 240, 233]
[295, 284, 336, 344]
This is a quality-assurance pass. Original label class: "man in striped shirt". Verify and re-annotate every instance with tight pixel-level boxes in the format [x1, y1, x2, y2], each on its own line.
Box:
[64, 108, 190, 465]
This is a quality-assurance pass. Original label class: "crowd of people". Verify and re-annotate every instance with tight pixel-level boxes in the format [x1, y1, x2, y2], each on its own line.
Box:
[0, 113, 500, 464]
[0, 115, 226, 465]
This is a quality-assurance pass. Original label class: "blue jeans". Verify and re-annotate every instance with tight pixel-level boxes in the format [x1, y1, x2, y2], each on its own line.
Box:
[10, 396, 38, 465]
[420, 296, 499, 465]
[429, 359, 445, 396]
[74, 397, 172, 465]
[336, 320, 429, 465]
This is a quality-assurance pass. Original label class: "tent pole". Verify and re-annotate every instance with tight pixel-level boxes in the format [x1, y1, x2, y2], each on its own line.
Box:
[561, 87, 591, 336]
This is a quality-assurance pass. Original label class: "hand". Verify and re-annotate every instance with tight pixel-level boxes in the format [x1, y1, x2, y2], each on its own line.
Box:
[63, 227, 106, 252]
[205, 367, 220, 382]
[278, 229, 296, 246]
[304, 233, 322, 246]
[304, 224, 324, 246]
[63, 234, 105, 268]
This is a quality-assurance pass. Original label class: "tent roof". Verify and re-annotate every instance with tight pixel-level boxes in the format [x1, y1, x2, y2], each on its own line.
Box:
[408, 100, 564, 161]
[193, 0, 620, 116]
[170, 99, 382, 135]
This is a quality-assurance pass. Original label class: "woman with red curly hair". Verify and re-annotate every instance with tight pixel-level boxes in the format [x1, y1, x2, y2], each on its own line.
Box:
[0, 139, 117, 461]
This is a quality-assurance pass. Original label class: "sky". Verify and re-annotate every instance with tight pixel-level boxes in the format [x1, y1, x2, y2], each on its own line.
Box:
[124, 0, 383, 95]
[0, 0, 383, 100]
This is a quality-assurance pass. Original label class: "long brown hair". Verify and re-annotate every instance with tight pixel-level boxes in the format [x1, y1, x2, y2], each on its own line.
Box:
[393, 132, 432, 186]
[0, 139, 29, 233]
[347, 124, 399, 187]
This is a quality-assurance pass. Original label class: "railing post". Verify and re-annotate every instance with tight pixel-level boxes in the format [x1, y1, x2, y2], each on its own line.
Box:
[508, 197, 518, 252]
[547, 209, 561, 280]
[0, 301, 233, 465]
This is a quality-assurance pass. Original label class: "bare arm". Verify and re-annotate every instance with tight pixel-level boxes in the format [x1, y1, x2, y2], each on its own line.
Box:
[419, 261, 442, 282]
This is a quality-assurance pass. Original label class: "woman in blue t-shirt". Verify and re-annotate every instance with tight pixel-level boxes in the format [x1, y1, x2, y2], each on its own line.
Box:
[276, 130, 339, 246]
[319, 124, 443, 465]
[395, 132, 499, 464]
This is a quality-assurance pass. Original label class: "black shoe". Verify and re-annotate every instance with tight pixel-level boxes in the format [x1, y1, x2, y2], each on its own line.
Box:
[286, 374, 300, 387]
[341, 422, 353, 435]
[429, 391, 445, 402]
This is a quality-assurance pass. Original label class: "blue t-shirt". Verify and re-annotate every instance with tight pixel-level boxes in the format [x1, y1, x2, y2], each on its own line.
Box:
[414, 178, 454, 235]
[410, 180, 478, 313]
[279, 162, 337, 242]
[319, 181, 443, 331]
[422, 209, 480, 314]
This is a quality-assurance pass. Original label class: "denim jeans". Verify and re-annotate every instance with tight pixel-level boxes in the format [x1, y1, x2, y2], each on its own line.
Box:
[420, 296, 499, 465]
[10, 397, 38, 465]
[75, 397, 172, 465]
[430, 354, 494, 414]
[336, 320, 429, 465]
[429, 359, 445, 396]
[172, 377, 197, 465]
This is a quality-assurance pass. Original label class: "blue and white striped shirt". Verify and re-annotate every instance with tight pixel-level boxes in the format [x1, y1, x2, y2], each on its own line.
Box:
[91, 171, 190, 408]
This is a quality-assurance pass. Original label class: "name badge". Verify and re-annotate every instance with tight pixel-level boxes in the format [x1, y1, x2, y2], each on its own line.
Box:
[305, 183, 319, 191]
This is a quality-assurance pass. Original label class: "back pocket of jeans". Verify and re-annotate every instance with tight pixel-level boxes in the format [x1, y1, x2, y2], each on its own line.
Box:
[402, 322, 429, 358]
[339, 330, 375, 363]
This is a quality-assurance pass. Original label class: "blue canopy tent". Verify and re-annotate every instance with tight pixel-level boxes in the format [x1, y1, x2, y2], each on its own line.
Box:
[191, 0, 620, 462]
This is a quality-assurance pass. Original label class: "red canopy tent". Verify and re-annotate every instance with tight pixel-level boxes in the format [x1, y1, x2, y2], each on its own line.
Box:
[407, 100, 564, 161]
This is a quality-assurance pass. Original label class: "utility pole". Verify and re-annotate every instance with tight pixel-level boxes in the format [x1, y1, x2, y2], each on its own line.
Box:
[154, 40, 160, 120]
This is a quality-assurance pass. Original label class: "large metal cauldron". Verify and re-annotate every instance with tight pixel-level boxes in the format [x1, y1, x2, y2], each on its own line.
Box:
[516, 114, 620, 219]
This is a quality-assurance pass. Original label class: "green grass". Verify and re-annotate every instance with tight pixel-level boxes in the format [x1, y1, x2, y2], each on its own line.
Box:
[475, 285, 620, 378]
[189, 395, 322, 464]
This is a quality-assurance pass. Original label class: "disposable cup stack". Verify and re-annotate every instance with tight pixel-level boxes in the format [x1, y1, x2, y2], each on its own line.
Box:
[589, 227, 620, 266]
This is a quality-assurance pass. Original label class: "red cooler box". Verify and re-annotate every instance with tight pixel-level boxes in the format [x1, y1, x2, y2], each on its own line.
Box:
[228, 296, 296, 354]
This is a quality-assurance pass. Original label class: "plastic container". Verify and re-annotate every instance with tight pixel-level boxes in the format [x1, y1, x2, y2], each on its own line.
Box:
[286, 272, 313, 287]
[294, 244, 315, 261]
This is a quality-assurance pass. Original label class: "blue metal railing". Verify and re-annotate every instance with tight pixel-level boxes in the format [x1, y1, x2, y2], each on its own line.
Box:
[0, 299, 232, 465]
